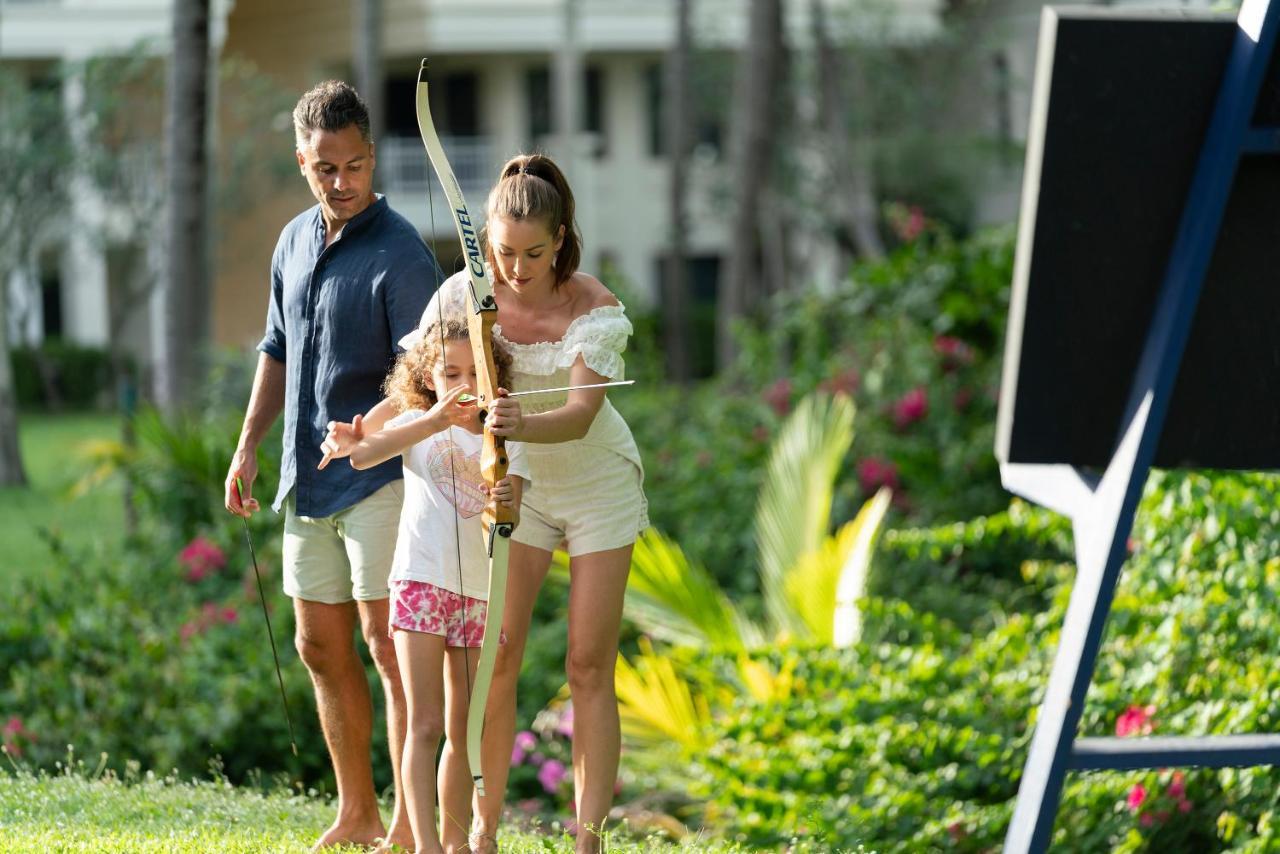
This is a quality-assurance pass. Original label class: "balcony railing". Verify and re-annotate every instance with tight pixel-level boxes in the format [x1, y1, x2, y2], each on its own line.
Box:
[379, 135, 496, 231]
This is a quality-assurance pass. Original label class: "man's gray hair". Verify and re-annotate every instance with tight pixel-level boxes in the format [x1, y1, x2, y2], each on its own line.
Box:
[292, 80, 372, 149]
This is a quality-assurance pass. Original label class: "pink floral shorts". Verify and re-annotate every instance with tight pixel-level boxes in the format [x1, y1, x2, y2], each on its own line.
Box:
[389, 579, 494, 648]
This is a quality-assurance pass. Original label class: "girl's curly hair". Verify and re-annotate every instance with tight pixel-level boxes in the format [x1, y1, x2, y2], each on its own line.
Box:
[383, 318, 514, 414]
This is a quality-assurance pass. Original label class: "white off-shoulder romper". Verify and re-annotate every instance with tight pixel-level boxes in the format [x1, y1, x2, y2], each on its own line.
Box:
[423, 273, 649, 556]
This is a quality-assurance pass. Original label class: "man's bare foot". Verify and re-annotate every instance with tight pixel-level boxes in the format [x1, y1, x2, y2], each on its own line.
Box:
[312, 818, 386, 850]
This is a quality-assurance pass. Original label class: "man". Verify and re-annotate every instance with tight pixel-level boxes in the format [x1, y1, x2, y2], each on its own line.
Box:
[224, 80, 433, 851]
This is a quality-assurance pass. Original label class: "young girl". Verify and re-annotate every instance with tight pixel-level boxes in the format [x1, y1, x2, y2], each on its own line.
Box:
[345, 319, 529, 854]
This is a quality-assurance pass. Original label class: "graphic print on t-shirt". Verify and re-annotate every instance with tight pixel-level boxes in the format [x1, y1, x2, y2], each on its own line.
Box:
[425, 436, 485, 518]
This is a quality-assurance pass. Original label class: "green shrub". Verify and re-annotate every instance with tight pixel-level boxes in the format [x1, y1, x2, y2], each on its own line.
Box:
[11, 341, 123, 410]
[655, 470, 1280, 851]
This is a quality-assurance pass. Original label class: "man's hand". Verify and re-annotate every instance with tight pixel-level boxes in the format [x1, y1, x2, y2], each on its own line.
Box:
[225, 449, 260, 518]
[319, 414, 365, 470]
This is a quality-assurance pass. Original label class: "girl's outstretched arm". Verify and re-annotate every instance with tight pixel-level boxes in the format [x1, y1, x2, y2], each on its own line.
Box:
[350, 385, 472, 470]
[318, 396, 400, 469]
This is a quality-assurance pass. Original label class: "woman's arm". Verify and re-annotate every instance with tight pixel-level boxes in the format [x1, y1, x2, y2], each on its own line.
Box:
[489, 357, 607, 443]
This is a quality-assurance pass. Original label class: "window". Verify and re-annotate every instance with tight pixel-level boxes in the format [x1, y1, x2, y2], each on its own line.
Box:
[526, 63, 606, 156]
[385, 70, 480, 137]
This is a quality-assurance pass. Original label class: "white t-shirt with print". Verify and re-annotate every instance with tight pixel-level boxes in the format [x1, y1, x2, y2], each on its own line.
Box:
[387, 410, 530, 600]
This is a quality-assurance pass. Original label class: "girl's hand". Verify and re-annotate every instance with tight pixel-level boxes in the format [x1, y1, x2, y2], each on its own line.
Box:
[318, 414, 364, 470]
[481, 479, 521, 529]
[486, 476, 516, 508]
[487, 389, 523, 437]
[427, 384, 475, 430]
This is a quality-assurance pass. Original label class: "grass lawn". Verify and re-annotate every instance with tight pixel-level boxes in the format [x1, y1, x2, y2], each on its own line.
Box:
[0, 767, 745, 853]
[0, 410, 124, 592]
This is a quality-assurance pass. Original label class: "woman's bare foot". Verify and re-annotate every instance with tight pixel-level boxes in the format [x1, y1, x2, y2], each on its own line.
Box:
[375, 827, 416, 853]
[371, 840, 414, 854]
[467, 831, 498, 854]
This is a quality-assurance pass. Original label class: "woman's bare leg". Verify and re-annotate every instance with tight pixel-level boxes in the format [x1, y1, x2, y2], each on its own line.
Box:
[469, 541, 554, 849]
[565, 545, 633, 854]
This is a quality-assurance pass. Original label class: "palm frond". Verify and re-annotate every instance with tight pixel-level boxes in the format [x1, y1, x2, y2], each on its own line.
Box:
[832, 486, 893, 647]
[614, 638, 711, 752]
[754, 393, 856, 639]
[624, 529, 759, 652]
[784, 486, 892, 644]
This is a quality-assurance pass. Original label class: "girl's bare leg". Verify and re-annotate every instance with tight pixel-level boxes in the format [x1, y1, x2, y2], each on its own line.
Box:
[394, 629, 448, 854]
[469, 541, 554, 850]
[565, 545, 633, 854]
[439, 647, 479, 853]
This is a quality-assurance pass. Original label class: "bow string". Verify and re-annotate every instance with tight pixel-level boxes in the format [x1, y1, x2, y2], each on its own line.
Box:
[415, 59, 514, 799]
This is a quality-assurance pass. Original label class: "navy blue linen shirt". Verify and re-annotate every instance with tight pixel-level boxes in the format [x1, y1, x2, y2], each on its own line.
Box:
[258, 195, 438, 517]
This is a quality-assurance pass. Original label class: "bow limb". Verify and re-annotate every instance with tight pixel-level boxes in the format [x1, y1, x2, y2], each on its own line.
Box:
[416, 59, 514, 799]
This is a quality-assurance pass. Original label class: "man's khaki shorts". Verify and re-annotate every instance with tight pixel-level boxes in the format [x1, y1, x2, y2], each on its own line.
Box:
[282, 481, 403, 604]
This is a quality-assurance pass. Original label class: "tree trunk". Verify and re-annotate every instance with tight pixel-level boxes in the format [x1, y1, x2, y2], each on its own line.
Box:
[662, 0, 693, 383]
[716, 0, 784, 371]
[354, 0, 384, 184]
[160, 0, 212, 412]
[0, 274, 28, 487]
[811, 0, 884, 263]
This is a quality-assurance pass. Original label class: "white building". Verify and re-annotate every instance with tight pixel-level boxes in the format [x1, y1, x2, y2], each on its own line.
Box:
[4, 0, 960, 358]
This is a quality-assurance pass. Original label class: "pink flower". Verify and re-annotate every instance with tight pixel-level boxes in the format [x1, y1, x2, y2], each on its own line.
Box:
[1127, 783, 1147, 812]
[516, 798, 542, 813]
[537, 759, 568, 793]
[933, 336, 975, 371]
[892, 387, 929, 429]
[890, 204, 927, 242]
[179, 536, 226, 583]
[1140, 812, 1155, 827]
[946, 821, 966, 840]
[857, 457, 900, 494]
[555, 706, 574, 738]
[1116, 704, 1156, 738]
[511, 743, 526, 765]
[220, 607, 239, 624]
[515, 731, 537, 752]
[180, 621, 201, 642]
[1167, 771, 1185, 799]
[1177, 799, 1192, 813]
[763, 378, 792, 417]
[2, 716, 33, 756]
